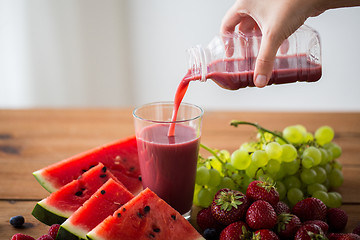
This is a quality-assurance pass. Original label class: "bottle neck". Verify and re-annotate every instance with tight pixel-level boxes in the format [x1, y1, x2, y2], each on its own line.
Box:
[187, 45, 207, 82]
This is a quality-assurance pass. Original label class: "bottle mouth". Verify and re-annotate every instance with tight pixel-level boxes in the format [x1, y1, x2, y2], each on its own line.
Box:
[186, 45, 207, 82]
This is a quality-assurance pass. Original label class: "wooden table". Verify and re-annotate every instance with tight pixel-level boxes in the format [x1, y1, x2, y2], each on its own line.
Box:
[1, 109, 359, 239]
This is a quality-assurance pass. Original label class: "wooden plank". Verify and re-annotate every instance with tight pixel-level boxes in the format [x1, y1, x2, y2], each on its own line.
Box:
[0, 200, 49, 240]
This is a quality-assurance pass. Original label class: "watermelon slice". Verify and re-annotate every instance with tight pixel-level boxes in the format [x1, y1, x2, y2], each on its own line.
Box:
[33, 136, 142, 195]
[87, 188, 204, 240]
[32, 163, 121, 225]
[57, 178, 134, 240]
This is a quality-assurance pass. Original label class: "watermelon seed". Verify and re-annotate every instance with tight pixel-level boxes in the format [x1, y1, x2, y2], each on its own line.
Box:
[82, 169, 87, 173]
[122, 208, 126, 212]
[81, 187, 86, 191]
[89, 165, 96, 169]
[153, 228, 160, 233]
[75, 191, 83, 196]
[99, 174, 107, 178]
[171, 214, 176, 220]
[137, 212, 144, 218]
[149, 233, 155, 238]
[101, 190, 106, 195]
[138, 176, 142, 182]
[129, 167, 135, 172]
[117, 213, 121, 218]
[144, 206, 150, 213]
[102, 166, 107, 172]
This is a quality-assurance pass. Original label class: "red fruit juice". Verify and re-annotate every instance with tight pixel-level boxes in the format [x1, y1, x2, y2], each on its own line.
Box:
[136, 123, 200, 214]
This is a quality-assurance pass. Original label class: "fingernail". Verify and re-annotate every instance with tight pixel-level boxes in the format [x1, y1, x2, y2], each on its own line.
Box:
[255, 75, 267, 87]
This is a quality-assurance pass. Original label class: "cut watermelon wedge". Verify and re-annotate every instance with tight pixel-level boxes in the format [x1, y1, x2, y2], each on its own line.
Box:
[57, 178, 134, 240]
[32, 163, 121, 226]
[33, 136, 142, 195]
[87, 188, 204, 240]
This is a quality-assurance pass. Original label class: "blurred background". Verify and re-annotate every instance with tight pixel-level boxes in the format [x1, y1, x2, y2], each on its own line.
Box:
[1, 0, 359, 111]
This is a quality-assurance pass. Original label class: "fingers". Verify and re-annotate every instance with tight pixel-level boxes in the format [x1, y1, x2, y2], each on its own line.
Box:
[253, 34, 280, 88]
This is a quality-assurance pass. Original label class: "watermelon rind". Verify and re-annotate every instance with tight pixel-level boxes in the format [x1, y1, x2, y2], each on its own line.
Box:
[33, 169, 57, 193]
[56, 225, 86, 240]
[32, 201, 68, 226]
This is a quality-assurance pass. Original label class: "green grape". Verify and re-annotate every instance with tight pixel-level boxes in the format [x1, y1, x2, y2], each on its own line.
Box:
[207, 168, 221, 187]
[329, 168, 344, 188]
[304, 132, 314, 143]
[307, 183, 328, 195]
[197, 188, 213, 208]
[208, 156, 223, 173]
[251, 150, 269, 167]
[283, 126, 305, 144]
[323, 142, 342, 159]
[327, 192, 342, 208]
[287, 188, 304, 205]
[276, 181, 287, 200]
[231, 149, 251, 170]
[302, 156, 314, 169]
[282, 159, 300, 175]
[302, 146, 322, 166]
[274, 164, 287, 180]
[195, 166, 210, 186]
[313, 166, 327, 184]
[207, 186, 220, 199]
[295, 124, 307, 134]
[312, 190, 329, 206]
[245, 164, 258, 178]
[300, 168, 317, 185]
[315, 126, 335, 146]
[266, 159, 281, 175]
[319, 148, 330, 165]
[218, 149, 231, 163]
[265, 142, 282, 160]
[231, 172, 242, 186]
[323, 163, 332, 174]
[323, 178, 331, 190]
[225, 163, 236, 175]
[240, 142, 257, 152]
[332, 160, 343, 170]
[284, 175, 302, 189]
[219, 176, 236, 189]
[192, 184, 202, 205]
[281, 144, 298, 163]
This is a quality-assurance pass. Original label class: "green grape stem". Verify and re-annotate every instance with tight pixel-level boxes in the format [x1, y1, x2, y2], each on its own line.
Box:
[230, 120, 289, 144]
[200, 143, 224, 163]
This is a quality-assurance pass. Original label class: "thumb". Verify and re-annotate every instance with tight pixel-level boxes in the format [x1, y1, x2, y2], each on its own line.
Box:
[253, 34, 281, 88]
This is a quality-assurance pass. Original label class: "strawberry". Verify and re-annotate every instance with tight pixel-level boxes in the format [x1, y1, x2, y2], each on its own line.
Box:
[48, 224, 60, 239]
[274, 201, 290, 215]
[328, 233, 360, 240]
[327, 208, 348, 232]
[246, 200, 277, 230]
[353, 223, 360, 235]
[211, 188, 250, 225]
[303, 220, 329, 234]
[11, 234, 35, 240]
[292, 197, 327, 221]
[246, 180, 280, 206]
[219, 221, 251, 240]
[196, 207, 224, 232]
[275, 213, 301, 239]
[294, 224, 327, 240]
[252, 229, 279, 240]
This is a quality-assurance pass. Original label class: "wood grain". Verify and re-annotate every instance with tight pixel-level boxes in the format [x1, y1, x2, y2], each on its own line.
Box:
[1, 109, 360, 239]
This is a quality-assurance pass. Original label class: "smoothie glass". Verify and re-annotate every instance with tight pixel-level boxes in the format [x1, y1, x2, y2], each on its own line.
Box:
[133, 102, 203, 219]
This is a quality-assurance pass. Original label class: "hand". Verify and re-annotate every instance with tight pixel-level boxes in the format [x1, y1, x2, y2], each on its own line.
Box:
[221, 0, 325, 87]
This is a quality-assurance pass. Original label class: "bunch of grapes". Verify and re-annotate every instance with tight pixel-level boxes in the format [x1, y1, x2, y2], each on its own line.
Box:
[193, 121, 344, 209]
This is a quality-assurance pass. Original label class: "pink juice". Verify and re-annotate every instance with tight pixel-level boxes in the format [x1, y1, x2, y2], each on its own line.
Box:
[136, 123, 200, 214]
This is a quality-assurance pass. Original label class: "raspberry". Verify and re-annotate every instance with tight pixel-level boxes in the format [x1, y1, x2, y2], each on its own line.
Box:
[48, 224, 60, 239]
[11, 233, 35, 240]
[36, 235, 53, 240]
